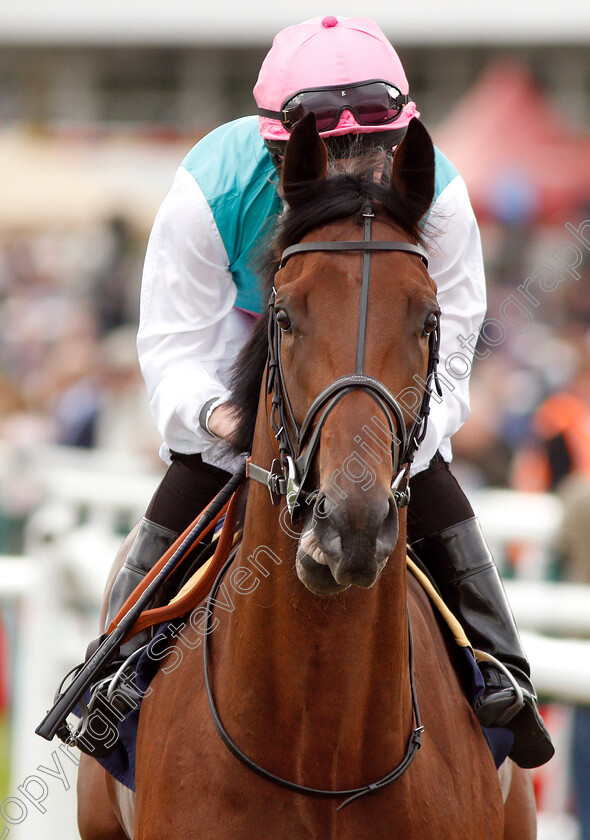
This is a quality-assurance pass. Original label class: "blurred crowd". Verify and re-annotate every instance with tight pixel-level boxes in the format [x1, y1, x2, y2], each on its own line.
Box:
[0, 217, 164, 553]
[452, 214, 590, 495]
[0, 217, 162, 456]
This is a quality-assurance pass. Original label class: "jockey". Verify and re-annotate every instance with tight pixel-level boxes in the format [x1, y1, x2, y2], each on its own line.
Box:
[91, 16, 553, 768]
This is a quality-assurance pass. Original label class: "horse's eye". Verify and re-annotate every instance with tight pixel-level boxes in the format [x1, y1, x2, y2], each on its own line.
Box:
[275, 308, 292, 333]
[422, 312, 438, 337]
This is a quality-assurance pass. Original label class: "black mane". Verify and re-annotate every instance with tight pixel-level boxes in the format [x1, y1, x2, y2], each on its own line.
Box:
[227, 150, 427, 455]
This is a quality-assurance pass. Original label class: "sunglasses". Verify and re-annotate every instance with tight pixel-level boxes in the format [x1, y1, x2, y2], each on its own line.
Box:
[259, 79, 409, 134]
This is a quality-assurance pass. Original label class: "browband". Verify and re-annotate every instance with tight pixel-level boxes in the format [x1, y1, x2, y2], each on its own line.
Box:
[279, 240, 429, 269]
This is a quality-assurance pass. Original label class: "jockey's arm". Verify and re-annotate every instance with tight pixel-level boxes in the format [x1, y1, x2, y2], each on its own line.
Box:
[137, 165, 251, 466]
[411, 173, 487, 476]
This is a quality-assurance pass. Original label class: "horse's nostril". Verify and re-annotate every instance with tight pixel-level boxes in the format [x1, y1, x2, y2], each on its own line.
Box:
[312, 492, 343, 559]
[312, 490, 337, 521]
[377, 495, 399, 558]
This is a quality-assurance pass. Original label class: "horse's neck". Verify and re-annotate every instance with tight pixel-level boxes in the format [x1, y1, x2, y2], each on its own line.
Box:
[211, 451, 413, 782]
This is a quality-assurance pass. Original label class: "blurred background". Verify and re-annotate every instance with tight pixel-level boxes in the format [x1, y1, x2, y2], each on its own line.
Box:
[0, 1, 589, 837]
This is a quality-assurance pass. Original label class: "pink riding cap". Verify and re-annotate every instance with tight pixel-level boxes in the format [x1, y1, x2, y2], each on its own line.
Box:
[254, 16, 419, 141]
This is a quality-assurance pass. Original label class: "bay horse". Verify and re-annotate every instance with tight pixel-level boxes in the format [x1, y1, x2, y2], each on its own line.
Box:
[78, 115, 536, 839]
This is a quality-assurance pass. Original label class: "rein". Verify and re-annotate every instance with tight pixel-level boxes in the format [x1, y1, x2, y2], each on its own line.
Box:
[203, 550, 424, 810]
[248, 200, 441, 517]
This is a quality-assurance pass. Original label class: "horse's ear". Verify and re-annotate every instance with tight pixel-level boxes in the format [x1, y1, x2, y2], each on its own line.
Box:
[281, 112, 328, 206]
[391, 118, 435, 225]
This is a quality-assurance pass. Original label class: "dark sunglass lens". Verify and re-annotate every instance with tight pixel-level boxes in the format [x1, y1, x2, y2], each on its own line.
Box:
[312, 106, 338, 132]
[356, 98, 391, 124]
[283, 104, 336, 131]
[355, 83, 402, 124]
[283, 89, 343, 131]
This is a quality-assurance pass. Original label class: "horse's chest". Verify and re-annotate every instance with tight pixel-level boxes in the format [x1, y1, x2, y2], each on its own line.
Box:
[141, 752, 501, 840]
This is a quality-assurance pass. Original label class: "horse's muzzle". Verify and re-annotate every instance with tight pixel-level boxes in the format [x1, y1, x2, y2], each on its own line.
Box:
[295, 490, 399, 595]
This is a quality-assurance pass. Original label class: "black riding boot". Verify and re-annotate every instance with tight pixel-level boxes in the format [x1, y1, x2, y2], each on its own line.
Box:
[77, 518, 178, 756]
[411, 516, 554, 769]
[105, 518, 178, 655]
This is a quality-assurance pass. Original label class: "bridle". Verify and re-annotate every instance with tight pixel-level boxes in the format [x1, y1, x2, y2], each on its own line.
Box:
[206, 201, 442, 807]
[248, 199, 442, 518]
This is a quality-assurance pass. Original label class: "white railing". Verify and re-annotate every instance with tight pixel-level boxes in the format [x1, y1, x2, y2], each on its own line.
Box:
[470, 487, 563, 580]
[0, 445, 162, 840]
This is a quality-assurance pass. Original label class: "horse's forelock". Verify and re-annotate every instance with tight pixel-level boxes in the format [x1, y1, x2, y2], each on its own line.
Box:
[277, 151, 424, 250]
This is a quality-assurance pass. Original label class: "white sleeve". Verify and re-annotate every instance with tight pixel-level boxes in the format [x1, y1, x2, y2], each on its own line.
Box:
[410, 175, 487, 475]
[137, 166, 255, 462]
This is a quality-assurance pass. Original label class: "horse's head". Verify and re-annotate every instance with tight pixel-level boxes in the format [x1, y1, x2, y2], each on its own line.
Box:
[233, 115, 439, 596]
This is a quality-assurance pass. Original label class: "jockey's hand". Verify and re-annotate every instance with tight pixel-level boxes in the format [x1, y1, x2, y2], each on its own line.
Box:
[208, 403, 238, 440]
